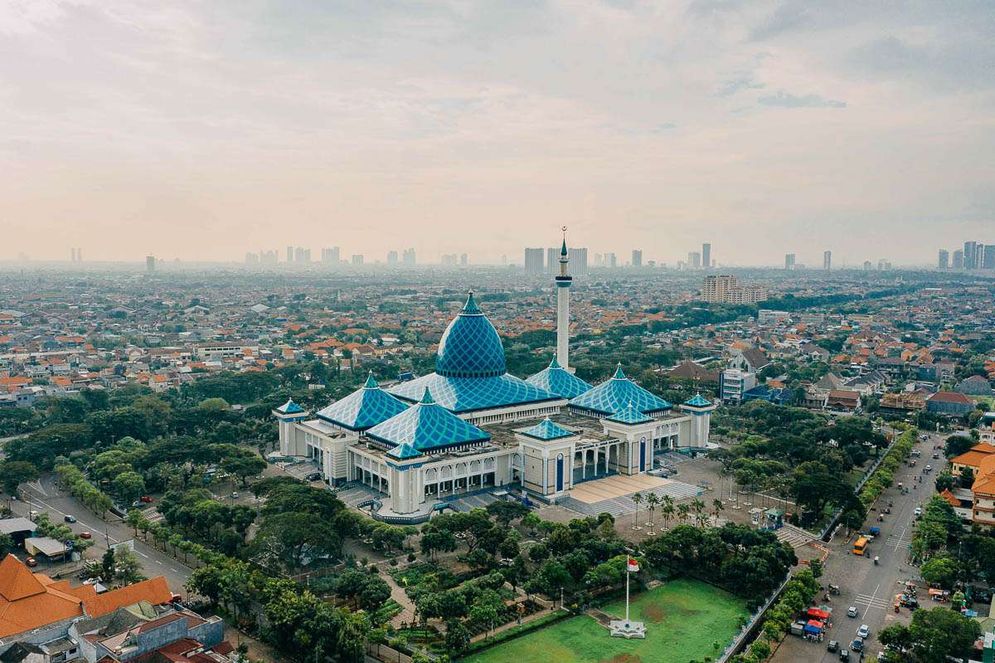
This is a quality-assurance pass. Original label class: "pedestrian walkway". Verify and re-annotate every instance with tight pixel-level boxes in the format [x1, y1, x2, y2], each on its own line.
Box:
[380, 569, 417, 629]
[443, 491, 500, 512]
[335, 483, 383, 508]
[558, 480, 701, 518]
[854, 592, 891, 611]
[775, 523, 816, 550]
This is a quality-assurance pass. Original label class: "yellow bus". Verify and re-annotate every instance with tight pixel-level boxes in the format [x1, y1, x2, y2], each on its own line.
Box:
[853, 537, 868, 556]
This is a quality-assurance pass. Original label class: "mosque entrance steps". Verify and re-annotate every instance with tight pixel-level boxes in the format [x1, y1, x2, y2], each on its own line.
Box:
[556, 474, 703, 518]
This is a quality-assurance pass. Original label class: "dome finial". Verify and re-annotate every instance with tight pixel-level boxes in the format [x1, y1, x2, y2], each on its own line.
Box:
[548, 355, 561, 369]
[363, 371, 378, 389]
[560, 225, 568, 257]
[612, 363, 626, 380]
[462, 290, 481, 314]
[420, 387, 435, 405]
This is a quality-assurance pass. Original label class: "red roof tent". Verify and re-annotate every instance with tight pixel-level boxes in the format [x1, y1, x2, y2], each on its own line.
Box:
[806, 619, 825, 628]
[807, 608, 831, 620]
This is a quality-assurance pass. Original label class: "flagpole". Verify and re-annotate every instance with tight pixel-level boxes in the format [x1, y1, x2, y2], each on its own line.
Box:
[625, 564, 630, 624]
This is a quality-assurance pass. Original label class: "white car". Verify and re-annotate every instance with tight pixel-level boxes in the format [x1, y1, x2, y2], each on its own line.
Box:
[914, 507, 922, 517]
[847, 606, 858, 618]
[857, 624, 870, 639]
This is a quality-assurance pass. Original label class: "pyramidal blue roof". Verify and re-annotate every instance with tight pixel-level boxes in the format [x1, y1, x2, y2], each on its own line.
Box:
[520, 417, 576, 441]
[388, 372, 559, 414]
[316, 372, 409, 431]
[684, 393, 713, 408]
[386, 442, 422, 460]
[435, 292, 507, 378]
[569, 364, 672, 416]
[275, 398, 305, 415]
[607, 401, 654, 425]
[526, 356, 592, 399]
[366, 388, 491, 452]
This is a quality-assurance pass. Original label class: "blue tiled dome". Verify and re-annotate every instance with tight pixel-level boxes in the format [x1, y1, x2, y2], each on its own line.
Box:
[436, 292, 507, 378]
[367, 388, 491, 453]
[316, 371, 409, 431]
[526, 356, 592, 399]
[569, 364, 673, 417]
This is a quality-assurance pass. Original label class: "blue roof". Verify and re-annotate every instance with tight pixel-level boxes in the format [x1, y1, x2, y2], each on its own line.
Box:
[526, 356, 592, 399]
[684, 393, 713, 408]
[386, 442, 422, 460]
[436, 292, 507, 378]
[569, 364, 672, 416]
[316, 372, 409, 431]
[366, 388, 491, 452]
[606, 402, 653, 425]
[275, 398, 305, 415]
[520, 417, 576, 441]
[388, 372, 559, 414]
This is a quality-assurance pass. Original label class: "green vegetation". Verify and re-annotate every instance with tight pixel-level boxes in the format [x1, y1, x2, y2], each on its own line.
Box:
[731, 568, 820, 663]
[878, 606, 981, 663]
[463, 579, 748, 663]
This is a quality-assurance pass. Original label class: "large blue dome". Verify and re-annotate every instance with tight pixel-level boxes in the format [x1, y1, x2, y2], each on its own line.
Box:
[435, 292, 507, 378]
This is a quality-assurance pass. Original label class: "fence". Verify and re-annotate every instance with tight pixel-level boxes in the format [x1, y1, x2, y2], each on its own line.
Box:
[716, 575, 791, 663]
[366, 643, 413, 663]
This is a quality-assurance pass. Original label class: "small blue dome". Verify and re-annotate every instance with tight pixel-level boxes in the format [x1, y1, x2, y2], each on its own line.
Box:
[435, 292, 507, 378]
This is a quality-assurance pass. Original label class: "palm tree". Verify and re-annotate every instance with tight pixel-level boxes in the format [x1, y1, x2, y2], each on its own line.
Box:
[631, 492, 643, 531]
[692, 499, 707, 527]
[646, 493, 659, 534]
[661, 495, 675, 530]
[677, 502, 691, 525]
[712, 498, 725, 524]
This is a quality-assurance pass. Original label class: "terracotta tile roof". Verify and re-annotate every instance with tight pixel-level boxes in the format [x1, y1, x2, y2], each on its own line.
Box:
[973, 455, 995, 496]
[938, 489, 960, 507]
[0, 555, 84, 638]
[78, 576, 172, 617]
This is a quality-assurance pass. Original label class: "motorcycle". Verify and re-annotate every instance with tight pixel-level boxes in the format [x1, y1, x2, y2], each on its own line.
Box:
[874, 556, 880, 566]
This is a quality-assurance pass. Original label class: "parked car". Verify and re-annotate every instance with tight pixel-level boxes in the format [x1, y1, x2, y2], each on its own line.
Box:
[79, 531, 92, 540]
[857, 624, 870, 639]
[839, 648, 849, 661]
[851, 637, 864, 652]
[140, 495, 154, 503]
[827, 640, 839, 652]
[64, 514, 76, 523]
[25, 557, 37, 567]
[914, 507, 922, 517]
[847, 606, 858, 618]
[304, 472, 323, 482]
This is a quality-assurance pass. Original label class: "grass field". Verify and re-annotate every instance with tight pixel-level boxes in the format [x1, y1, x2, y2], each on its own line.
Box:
[462, 578, 748, 663]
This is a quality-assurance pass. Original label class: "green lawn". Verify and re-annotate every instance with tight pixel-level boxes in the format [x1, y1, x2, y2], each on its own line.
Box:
[462, 579, 748, 663]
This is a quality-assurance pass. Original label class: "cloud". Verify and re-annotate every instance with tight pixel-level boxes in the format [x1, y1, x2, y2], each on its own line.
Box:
[757, 90, 846, 108]
[716, 74, 765, 97]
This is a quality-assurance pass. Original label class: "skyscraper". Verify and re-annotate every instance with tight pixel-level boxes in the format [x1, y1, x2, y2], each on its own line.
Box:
[460, 253, 468, 266]
[547, 247, 558, 272]
[524, 248, 544, 274]
[631, 250, 642, 268]
[294, 247, 311, 263]
[952, 250, 964, 269]
[322, 247, 340, 264]
[570, 247, 588, 273]
[387, 250, 398, 265]
[286, 246, 294, 263]
[701, 243, 711, 269]
[605, 252, 617, 268]
[983, 245, 995, 269]
[351, 254, 364, 266]
[402, 248, 416, 266]
[964, 241, 980, 269]
[823, 250, 832, 271]
[937, 249, 949, 270]
[146, 255, 155, 273]
[784, 253, 796, 270]
[687, 251, 701, 269]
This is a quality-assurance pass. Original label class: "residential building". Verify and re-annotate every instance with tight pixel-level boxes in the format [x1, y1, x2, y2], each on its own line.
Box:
[524, 248, 544, 274]
[631, 250, 642, 268]
[957, 374, 993, 396]
[965, 241, 979, 270]
[719, 368, 756, 403]
[701, 243, 711, 269]
[823, 250, 831, 271]
[984, 245, 995, 270]
[387, 250, 398, 265]
[953, 249, 964, 269]
[784, 253, 796, 270]
[351, 254, 364, 266]
[938, 249, 949, 270]
[687, 251, 701, 269]
[402, 248, 416, 266]
[570, 247, 588, 273]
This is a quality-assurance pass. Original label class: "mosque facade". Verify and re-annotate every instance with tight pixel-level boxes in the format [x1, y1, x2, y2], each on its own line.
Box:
[274, 238, 715, 521]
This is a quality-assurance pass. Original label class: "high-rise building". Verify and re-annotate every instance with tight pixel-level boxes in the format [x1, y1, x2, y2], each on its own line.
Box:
[605, 252, 617, 268]
[823, 250, 832, 271]
[687, 251, 701, 269]
[402, 248, 416, 266]
[702, 275, 737, 303]
[702, 243, 711, 269]
[982, 245, 995, 269]
[146, 255, 155, 273]
[862, 260, 873, 270]
[294, 247, 311, 263]
[570, 247, 588, 273]
[784, 253, 796, 270]
[547, 247, 558, 272]
[524, 248, 545, 274]
[460, 253, 468, 266]
[321, 247, 340, 264]
[964, 241, 979, 270]
[937, 249, 949, 270]
[351, 254, 364, 266]
[286, 246, 294, 263]
[631, 250, 642, 268]
[387, 250, 399, 265]
[260, 250, 278, 264]
[952, 250, 964, 269]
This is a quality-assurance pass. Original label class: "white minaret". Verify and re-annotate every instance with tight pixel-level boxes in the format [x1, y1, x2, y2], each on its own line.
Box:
[555, 226, 572, 370]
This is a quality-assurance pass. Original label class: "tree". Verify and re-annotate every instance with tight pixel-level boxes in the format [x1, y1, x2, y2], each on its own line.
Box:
[631, 492, 642, 529]
[0, 533, 14, 558]
[251, 511, 342, 573]
[920, 556, 958, 589]
[113, 471, 146, 505]
[218, 447, 267, 487]
[445, 619, 471, 655]
[0, 460, 39, 498]
[880, 607, 981, 663]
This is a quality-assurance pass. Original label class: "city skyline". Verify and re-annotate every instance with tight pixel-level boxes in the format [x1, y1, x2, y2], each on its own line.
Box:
[2, 2, 994, 264]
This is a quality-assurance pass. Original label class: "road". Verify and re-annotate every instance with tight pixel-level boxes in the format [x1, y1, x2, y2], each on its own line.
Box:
[771, 430, 940, 663]
[9, 473, 193, 595]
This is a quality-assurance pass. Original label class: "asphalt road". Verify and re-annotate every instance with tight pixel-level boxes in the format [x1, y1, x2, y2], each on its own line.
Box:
[10, 473, 193, 595]
[772, 431, 941, 663]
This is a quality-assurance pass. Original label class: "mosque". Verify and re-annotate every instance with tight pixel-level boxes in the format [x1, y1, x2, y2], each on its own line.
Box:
[274, 237, 716, 521]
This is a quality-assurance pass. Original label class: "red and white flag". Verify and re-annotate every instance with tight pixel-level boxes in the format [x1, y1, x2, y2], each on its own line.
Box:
[627, 557, 639, 573]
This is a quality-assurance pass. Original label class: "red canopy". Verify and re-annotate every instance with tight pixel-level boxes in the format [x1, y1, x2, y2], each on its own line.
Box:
[806, 619, 825, 629]
[807, 608, 831, 620]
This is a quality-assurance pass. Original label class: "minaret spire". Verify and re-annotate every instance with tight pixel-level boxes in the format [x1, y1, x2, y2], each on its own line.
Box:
[555, 225, 573, 370]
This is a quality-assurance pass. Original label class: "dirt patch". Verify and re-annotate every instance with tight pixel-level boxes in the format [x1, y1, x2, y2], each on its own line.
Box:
[642, 603, 665, 623]
[603, 654, 642, 663]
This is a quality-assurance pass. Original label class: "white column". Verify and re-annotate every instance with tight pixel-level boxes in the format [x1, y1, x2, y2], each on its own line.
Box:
[556, 284, 570, 369]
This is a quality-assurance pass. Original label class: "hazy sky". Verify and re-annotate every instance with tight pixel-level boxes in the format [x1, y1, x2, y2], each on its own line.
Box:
[2, 1, 993, 266]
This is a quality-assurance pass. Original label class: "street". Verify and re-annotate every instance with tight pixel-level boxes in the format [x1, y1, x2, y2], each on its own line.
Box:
[771, 431, 940, 662]
[8, 473, 193, 596]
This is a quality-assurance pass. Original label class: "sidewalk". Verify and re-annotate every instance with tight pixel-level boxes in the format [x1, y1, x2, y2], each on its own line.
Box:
[469, 605, 562, 644]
